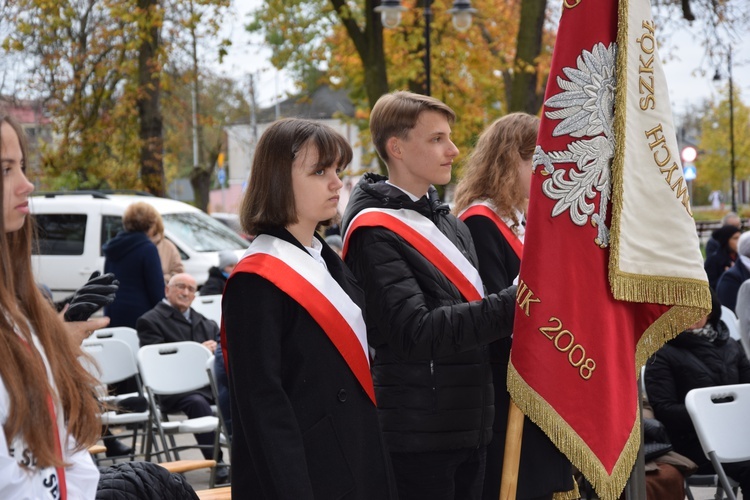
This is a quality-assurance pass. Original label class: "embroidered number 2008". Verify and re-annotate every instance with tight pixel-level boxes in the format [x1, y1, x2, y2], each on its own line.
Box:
[538, 317, 596, 380]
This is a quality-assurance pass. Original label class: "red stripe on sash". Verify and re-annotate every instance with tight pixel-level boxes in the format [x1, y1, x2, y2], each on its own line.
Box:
[343, 211, 483, 302]
[229, 254, 376, 405]
[459, 205, 523, 260]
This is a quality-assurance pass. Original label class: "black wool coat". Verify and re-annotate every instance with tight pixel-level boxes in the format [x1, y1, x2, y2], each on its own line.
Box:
[464, 212, 573, 499]
[222, 228, 397, 500]
[341, 174, 516, 454]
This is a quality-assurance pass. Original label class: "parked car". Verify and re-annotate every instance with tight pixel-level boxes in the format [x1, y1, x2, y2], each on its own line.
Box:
[210, 212, 252, 241]
[31, 192, 249, 300]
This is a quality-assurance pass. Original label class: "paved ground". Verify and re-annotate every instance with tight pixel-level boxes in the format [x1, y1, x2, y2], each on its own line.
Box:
[96, 430, 741, 498]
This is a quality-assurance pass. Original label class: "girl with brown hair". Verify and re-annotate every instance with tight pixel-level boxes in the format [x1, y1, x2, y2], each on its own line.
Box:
[0, 115, 101, 497]
[454, 113, 574, 500]
[222, 118, 397, 499]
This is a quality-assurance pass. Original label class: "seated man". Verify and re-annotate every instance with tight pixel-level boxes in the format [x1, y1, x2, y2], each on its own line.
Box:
[136, 273, 228, 483]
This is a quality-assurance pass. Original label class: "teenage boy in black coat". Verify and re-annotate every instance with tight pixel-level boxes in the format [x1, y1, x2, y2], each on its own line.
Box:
[342, 91, 517, 500]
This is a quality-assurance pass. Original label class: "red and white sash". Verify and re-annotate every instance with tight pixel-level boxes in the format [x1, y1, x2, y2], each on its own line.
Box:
[232, 235, 375, 405]
[457, 201, 524, 260]
[343, 208, 485, 302]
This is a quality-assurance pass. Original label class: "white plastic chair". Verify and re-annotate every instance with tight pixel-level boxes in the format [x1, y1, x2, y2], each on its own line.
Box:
[721, 306, 741, 344]
[191, 294, 222, 325]
[90, 327, 140, 366]
[80, 338, 151, 461]
[137, 341, 221, 483]
[685, 384, 750, 500]
[734, 281, 750, 359]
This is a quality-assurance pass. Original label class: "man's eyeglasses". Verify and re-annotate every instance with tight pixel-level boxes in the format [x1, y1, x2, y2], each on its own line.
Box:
[170, 282, 197, 293]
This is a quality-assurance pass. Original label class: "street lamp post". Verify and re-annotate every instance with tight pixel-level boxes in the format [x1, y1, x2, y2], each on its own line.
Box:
[423, 0, 432, 96]
[375, 0, 477, 97]
[729, 47, 736, 214]
[714, 46, 736, 213]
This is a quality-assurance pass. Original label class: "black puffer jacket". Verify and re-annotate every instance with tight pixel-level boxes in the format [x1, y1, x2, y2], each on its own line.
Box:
[645, 323, 750, 464]
[341, 174, 516, 453]
[96, 462, 199, 500]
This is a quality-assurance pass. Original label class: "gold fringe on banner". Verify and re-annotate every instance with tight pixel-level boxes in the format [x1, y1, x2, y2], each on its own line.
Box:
[507, 364, 640, 500]
[610, 270, 713, 309]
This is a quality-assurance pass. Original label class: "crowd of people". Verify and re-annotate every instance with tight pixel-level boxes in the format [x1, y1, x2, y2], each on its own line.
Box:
[2, 86, 750, 499]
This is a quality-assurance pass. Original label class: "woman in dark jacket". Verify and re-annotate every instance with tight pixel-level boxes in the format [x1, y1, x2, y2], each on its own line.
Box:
[645, 291, 750, 495]
[704, 224, 740, 290]
[453, 113, 574, 500]
[222, 119, 397, 499]
[103, 202, 165, 328]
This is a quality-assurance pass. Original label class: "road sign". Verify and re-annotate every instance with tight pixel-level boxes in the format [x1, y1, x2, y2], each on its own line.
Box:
[683, 163, 696, 181]
[217, 168, 226, 186]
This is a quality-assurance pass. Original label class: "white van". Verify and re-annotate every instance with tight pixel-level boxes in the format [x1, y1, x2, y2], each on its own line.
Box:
[31, 192, 248, 300]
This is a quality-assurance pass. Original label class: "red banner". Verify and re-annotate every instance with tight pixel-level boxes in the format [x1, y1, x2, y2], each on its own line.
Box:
[507, 1, 710, 498]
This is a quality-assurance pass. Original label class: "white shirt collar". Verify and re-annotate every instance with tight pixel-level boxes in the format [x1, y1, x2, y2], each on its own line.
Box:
[386, 181, 423, 202]
[305, 237, 328, 271]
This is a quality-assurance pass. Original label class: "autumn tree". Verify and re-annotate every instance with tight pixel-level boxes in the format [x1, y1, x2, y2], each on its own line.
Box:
[2, 0, 143, 190]
[250, 0, 554, 175]
[251, 0, 553, 116]
[248, 0, 389, 114]
[2, 0, 230, 198]
[507, 0, 548, 113]
[653, 0, 748, 69]
[161, 70, 249, 203]
[164, 0, 231, 210]
[695, 86, 750, 199]
[137, 0, 166, 196]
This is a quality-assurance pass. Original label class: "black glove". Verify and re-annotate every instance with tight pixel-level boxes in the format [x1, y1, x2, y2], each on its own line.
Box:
[64, 271, 119, 322]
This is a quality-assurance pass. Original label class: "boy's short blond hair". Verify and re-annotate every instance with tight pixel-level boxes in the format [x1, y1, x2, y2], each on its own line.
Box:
[370, 91, 456, 164]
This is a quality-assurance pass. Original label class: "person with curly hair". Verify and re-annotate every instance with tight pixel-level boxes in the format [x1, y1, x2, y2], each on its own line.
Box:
[454, 113, 574, 500]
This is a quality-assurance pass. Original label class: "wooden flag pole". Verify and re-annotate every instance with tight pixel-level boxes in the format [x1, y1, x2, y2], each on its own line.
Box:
[499, 400, 525, 500]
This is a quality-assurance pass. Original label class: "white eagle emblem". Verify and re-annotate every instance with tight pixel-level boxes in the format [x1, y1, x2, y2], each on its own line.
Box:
[532, 42, 617, 248]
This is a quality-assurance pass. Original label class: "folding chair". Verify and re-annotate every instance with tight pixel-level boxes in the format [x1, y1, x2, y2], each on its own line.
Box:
[137, 342, 223, 485]
[89, 326, 140, 366]
[80, 338, 152, 462]
[191, 294, 222, 325]
[721, 306, 742, 346]
[685, 384, 750, 500]
[735, 281, 750, 359]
